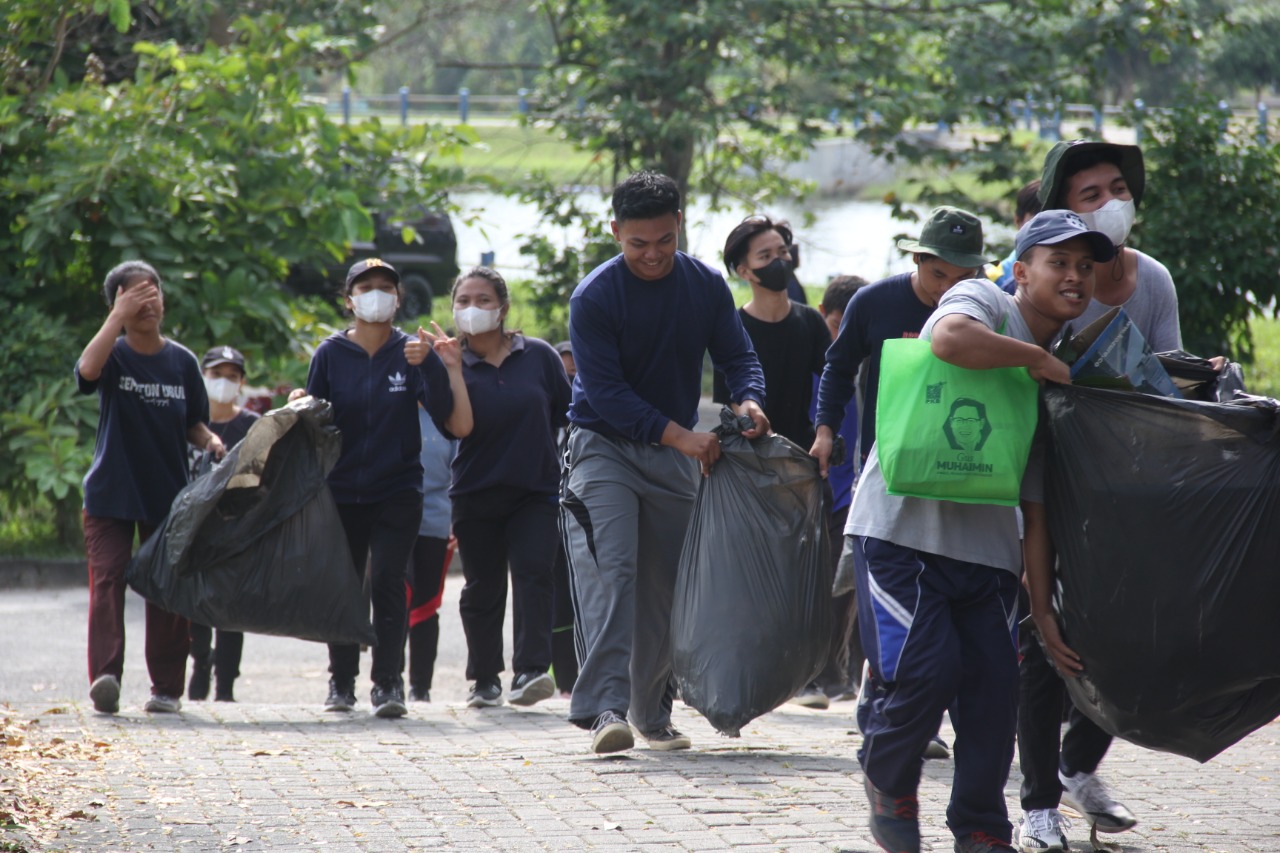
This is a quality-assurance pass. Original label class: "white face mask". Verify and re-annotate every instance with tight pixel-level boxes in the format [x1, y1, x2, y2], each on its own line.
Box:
[1079, 198, 1136, 247]
[453, 306, 503, 335]
[204, 377, 240, 405]
[350, 289, 398, 323]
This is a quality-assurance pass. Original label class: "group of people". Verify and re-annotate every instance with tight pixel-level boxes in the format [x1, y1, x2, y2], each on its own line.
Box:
[77, 137, 1173, 853]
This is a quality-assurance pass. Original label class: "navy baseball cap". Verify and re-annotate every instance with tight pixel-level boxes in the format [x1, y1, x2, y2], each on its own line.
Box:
[344, 257, 401, 289]
[201, 345, 246, 371]
[1014, 210, 1116, 263]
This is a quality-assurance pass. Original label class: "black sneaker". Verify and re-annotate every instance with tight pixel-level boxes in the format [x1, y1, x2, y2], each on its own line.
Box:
[864, 774, 920, 853]
[953, 831, 1016, 852]
[508, 671, 555, 706]
[214, 681, 236, 702]
[187, 661, 212, 701]
[324, 678, 357, 712]
[590, 709, 634, 754]
[466, 678, 503, 708]
[371, 682, 407, 718]
[409, 685, 431, 702]
[640, 725, 691, 751]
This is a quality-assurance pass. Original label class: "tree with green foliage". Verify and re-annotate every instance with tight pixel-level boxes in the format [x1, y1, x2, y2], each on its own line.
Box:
[1208, 2, 1280, 102]
[0, 1, 467, 550]
[1131, 98, 1280, 360]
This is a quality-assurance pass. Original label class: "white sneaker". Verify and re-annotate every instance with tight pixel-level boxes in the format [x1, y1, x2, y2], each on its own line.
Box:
[789, 685, 830, 709]
[1017, 808, 1070, 851]
[1059, 770, 1137, 833]
[143, 694, 182, 714]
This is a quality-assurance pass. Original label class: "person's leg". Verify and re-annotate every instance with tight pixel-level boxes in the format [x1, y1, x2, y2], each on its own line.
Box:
[818, 504, 856, 697]
[407, 535, 449, 698]
[84, 515, 133, 685]
[855, 537, 960, 797]
[329, 503, 375, 695]
[628, 444, 698, 735]
[550, 542, 579, 695]
[188, 621, 213, 700]
[365, 491, 422, 690]
[561, 430, 643, 731]
[944, 565, 1020, 844]
[140, 522, 190, 700]
[507, 497, 558, 676]
[454, 512, 511, 686]
[1060, 709, 1114, 778]
[1017, 613, 1070, 811]
[213, 630, 244, 700]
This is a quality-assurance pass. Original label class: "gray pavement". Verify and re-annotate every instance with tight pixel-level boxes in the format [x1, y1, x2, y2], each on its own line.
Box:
[3, 580, 1279, 852]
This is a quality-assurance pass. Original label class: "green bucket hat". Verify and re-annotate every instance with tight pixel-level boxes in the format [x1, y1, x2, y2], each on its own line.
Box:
[896, 206, 989, 269]
[1038, 140, 1145, 211]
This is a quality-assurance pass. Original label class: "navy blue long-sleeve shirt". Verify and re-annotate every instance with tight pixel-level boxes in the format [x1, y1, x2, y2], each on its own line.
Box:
[306, 328, 453, 504]
[815, 272, 934, 465]
[568, 252, 765, 444]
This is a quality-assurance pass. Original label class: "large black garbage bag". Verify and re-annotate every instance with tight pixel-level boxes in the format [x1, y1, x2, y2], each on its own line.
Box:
[1043, 384, 1280, 761]
[127, 397, 375, 646]
[671, 409, 832, 737]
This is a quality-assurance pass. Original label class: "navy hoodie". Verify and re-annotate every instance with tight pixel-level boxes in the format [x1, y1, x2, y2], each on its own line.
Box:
[306, 328, 453, 504]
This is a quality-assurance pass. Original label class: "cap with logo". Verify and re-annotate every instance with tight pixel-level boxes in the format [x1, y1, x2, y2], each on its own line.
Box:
[896, 206, 990, 269]
[201, 345, 246, 371]
[1014, 209, 1117, 263]
[345, 257, 401, 289]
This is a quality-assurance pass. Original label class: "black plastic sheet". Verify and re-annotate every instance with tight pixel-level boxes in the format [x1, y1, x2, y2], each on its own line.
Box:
[1043, 384, 1280, 761]
[127, 397, 374, 646]
[671, 409, 832, 736]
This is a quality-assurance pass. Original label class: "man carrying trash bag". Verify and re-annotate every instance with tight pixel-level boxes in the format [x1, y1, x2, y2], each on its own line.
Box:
[846, 210, 1115, 853]
[127, 396, 377, 651]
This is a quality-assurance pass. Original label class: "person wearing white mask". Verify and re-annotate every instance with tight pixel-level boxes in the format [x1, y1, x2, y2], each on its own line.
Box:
[447, 266, 572, 710]
[185, 345, 260, 703]
[297, 258, 472, 718]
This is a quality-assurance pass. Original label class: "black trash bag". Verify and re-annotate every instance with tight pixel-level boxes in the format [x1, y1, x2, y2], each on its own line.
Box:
[1156, 350, 1248, 403]
[1054, 307, 1180, 398]
[1043, 384, 1280, 762]
[127, 396, 375, 646]
[671, 408, 833, 737]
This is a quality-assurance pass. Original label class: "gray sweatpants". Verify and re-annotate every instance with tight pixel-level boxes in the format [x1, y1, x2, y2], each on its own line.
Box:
[560, 427, 699, 734]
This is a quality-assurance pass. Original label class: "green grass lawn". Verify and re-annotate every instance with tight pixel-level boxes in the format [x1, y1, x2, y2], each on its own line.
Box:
[452, 123, 606, 187]
[1242, 315, 1280, 398]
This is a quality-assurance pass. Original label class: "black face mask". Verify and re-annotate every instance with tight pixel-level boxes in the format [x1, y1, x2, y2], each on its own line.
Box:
[751, 257, 792, 292]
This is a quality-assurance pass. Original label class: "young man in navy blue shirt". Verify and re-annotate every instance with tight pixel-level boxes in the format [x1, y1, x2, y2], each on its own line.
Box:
[561, 171, 768, 754]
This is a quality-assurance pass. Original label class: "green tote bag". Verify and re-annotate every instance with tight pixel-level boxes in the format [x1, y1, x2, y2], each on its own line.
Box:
[875, 337, 1039, 506]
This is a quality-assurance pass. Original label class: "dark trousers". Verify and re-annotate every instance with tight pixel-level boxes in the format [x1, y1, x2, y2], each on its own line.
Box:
[816, 503, 860, 690]
[83, 513, 190, 698]
[329, 491, 423, 687]
[855, 535, 1020, 843]
[453, 488, 558, 684]
[1017, 611, 1114, 810]
[406, 534, 450, 692]
[189, 623, 244, 689]
[550, 542, 579, 693]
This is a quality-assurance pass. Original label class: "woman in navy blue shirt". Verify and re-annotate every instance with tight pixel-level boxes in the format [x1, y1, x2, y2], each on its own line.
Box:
[301, 258, 471, 718]
[76, 261, 224, 716]
[448, 267, 572, 709]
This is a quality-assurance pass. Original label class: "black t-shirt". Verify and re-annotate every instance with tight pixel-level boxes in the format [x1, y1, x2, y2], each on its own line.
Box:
[189, 409, 260, 477]
[714, 301, 830, 447]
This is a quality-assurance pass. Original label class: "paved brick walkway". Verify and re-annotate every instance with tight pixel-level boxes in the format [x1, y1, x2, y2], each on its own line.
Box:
[5, 694, 1279, 852]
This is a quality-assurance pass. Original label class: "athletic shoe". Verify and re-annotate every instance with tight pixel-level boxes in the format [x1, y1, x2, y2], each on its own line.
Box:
[371, 682, 408, 718]
[143, 693, 182, 713]
[508, 671, 556, 707]
[410, 686, 431, 702]
[954, 831, 1017, 852]
[590, 710, 634, 754]
[640, 725, 691, 751]
[1058, 770, 1137, 833]
[187, 661, 211, 701]
[214, 683, 235, 702]
[466, 679, 504, 709]
[864, 775, 920, 853]
[324, 679, 357, 712]
[1017, 809, 1070, 852]
[790, 684, 831, 709]
[924, 735, 951, 760]
[89, 674, 120, 714]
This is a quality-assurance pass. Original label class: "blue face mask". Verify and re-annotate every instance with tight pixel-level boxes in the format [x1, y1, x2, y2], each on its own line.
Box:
[751, 257, 792, 292]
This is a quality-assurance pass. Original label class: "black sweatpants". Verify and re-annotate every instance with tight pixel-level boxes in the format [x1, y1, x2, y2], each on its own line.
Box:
[453, 487, 558, 684]
[330, 491, 423, 688]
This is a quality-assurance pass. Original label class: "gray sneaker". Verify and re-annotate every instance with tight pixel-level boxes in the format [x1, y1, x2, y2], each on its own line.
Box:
[508, 671, 555, 707]
[590, 710, 634, 754]
[90, 674, 120, 714]
[143, 693, 182, 713]
[1059, 770, 1137, 833]
[640, 725, 691, 751]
